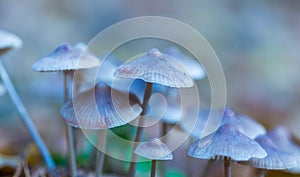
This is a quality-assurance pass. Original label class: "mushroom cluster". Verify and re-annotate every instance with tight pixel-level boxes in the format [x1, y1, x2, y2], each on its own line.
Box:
[2, 28, 300, 177]
[185, 107, 300, 177]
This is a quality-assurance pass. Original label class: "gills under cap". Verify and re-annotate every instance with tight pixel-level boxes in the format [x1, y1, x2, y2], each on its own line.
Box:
[60, 82, 142, 129]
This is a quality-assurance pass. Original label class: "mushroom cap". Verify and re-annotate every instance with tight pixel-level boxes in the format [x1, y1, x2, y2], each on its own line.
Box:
[0, 29, 22, 55]
[180, 107, 265, 139]
[114, 48, 194, 88]
[134, 138, 173, 160]
[187, 123, 267, 161]
[180, 107, 239, 138]
[236, 113, 266, 139]
[60, 82, 142, 129]
[164, 47, 206, 80]
[248, 135, 300, 170]
[32, 43, 100, 72]
[267, 126, 300, 155]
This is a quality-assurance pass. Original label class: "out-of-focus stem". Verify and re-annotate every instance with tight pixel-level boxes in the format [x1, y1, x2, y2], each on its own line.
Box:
[95, 129, 107, 177]
[224, 157, 231, 177]
[63, 71, 77, 177]
[0, 61, 56, 170]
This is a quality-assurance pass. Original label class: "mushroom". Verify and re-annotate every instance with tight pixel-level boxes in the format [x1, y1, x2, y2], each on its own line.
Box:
[134, 138, 173, 177]
[164, 46, 206, 80]
[32, 43, 100, 176]
[0, 29, 55, 170]
[188, 123, 267, 177]
[61, 82, 142, 177]
[114, 48, 193, 176]
[267, 126, 300, 156]
[0, 29, 22, 55]
[61, 82, 142, 129]
[246, 135, 300, 177]
[180, 107, 266, 139]
[266, 126, 300, 173]
[181, 107, 266, 177]
[236, 113, 266, 139]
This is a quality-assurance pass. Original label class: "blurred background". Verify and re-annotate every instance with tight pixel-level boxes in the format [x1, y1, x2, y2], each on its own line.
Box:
[1, 0, 300, 176]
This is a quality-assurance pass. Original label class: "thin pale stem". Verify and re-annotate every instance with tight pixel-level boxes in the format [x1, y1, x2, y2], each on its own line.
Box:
[0, 61, 55, 170]
[128, 82, 153, 177]
[151, 160, 157, 177]
[224, 157, 231, 177]
[63, 71, 77, 177]
[95, 129, 108, 177]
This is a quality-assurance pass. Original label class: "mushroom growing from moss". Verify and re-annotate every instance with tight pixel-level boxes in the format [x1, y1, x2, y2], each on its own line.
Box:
[115, 48, 193, 176]
[32, 43, 100, 176]
[134, 138, 173, 177]
[0, 29, 55, 171]
[188, 123, 267, 177]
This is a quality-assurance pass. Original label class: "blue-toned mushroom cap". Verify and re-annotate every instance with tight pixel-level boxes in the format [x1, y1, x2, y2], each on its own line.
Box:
[165, 47, 206, 80]
[32, 43, 100, 72]
[134, 138, 173, 160]
[248, 135, 300, 170]
[114, 48, 194, 88]
[0, 29, 22, 55]
[60, 82, 142, 129]
[188, 123, 267, 161]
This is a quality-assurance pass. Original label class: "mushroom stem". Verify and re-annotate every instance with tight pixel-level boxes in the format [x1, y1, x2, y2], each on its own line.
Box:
[257, 169, 267, 177]
[0, 61, 56, 170]
[63, 71, 77, 177]
[160, 122, 168, 177]
[162, 122, 168, 137]
[200, 159, 213, 177]
[128, 82, 153, 177]
[151, 160, 157, 177]
[224, 157, 231, 177]
[95, 129, 107, 177]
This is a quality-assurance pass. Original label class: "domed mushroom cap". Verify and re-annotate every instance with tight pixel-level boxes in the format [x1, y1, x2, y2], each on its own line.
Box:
[267, 126, 300, 155]
[60, 82, 142, 129]
[180, 107, 239, 138]
[114, 48, 194, 88]
[248, 135, 300, 170]
[164, 47, 206, 80]
[134, 138, 173, 160]
[187, 123, 267, 161]
[32, 43, 100, 72]
[0, 29, 22, 55]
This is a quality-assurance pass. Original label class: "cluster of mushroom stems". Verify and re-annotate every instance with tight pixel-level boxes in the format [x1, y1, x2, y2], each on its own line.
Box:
[2, 29, 300, 177]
